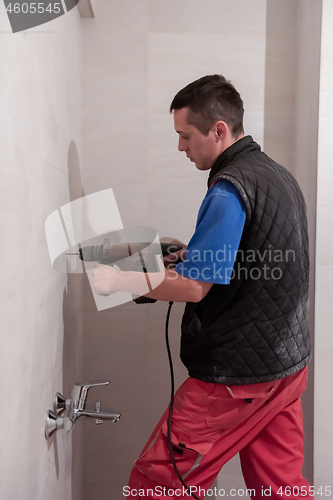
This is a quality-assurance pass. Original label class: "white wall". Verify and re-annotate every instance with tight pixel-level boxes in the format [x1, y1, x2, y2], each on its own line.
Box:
[314, 0, 333, 487]
[0, 6, 82, 500]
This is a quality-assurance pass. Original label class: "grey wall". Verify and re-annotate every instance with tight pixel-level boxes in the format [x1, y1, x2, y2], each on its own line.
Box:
[80, 1, 271, 499]
[293, 0, 323, 485]
[264, 0, 323, 484]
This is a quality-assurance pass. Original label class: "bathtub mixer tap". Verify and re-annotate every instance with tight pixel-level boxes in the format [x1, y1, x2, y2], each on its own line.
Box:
[45, 380, 121, 438]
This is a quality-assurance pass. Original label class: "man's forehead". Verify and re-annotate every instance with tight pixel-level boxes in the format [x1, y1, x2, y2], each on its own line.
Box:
[173, 107, 192, 132]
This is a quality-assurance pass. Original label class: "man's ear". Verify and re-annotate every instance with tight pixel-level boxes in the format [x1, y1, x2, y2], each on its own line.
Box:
[215, 121, 228, 140]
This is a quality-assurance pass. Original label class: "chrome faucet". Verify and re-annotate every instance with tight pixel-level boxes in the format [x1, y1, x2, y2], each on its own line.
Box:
[45, 380, 121, 438]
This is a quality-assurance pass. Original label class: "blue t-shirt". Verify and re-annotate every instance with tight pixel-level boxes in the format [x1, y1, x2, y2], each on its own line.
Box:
[175, 180, 246, 285]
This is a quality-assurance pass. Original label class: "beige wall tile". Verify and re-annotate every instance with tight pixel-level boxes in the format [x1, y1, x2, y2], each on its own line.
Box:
[0, 5, 82, 500]
[148, 0, 266, 35]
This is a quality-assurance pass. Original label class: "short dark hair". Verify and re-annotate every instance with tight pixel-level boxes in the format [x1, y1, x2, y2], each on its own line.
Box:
[170, 74, 244, 137]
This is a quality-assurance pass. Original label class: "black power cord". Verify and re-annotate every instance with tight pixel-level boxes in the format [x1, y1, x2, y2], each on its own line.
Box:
[165, 301, 201, 500]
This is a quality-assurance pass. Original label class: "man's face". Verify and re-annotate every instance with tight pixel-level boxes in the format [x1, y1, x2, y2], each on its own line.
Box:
[173, 107, 222, 171]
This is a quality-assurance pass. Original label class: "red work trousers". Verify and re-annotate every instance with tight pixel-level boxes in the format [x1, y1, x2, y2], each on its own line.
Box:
[127, 368, 311, 499]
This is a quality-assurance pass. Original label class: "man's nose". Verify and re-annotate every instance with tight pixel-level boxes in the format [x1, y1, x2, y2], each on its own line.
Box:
[178, 138, 186, 152]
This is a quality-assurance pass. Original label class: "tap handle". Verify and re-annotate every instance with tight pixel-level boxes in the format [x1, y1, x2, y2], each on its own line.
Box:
[74, 379, 110, 388]
[72, 380, 110, 411]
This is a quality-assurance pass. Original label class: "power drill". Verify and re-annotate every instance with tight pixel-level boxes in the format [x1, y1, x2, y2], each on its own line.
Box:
[76, 239, 182, 304]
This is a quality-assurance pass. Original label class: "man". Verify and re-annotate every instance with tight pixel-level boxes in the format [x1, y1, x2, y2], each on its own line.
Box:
[93, 75, 312, 499]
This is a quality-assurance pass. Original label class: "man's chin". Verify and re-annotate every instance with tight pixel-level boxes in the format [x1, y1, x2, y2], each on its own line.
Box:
[195, 163, 210, 171]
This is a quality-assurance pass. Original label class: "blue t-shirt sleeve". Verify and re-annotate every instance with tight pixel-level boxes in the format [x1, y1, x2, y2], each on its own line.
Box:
[175, 180, 246, 285]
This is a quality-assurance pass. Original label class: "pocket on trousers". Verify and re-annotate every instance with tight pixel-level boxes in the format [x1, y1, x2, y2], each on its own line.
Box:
[134, 411, 214, 488]
[206, 384, 275, 430]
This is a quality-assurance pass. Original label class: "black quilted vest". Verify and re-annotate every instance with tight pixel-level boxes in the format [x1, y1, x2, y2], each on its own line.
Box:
[180, 136, 311, 385]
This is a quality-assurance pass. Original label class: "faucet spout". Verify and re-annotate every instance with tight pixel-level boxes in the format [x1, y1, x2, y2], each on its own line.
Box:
[79, 408, 121, 422]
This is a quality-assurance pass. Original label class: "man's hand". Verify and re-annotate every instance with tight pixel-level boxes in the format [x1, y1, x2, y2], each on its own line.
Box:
[92, 263, 120, 295]
[92, 258, 213, 303]
[163, 240, 187, 270]
[92, 263, 155, 297]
